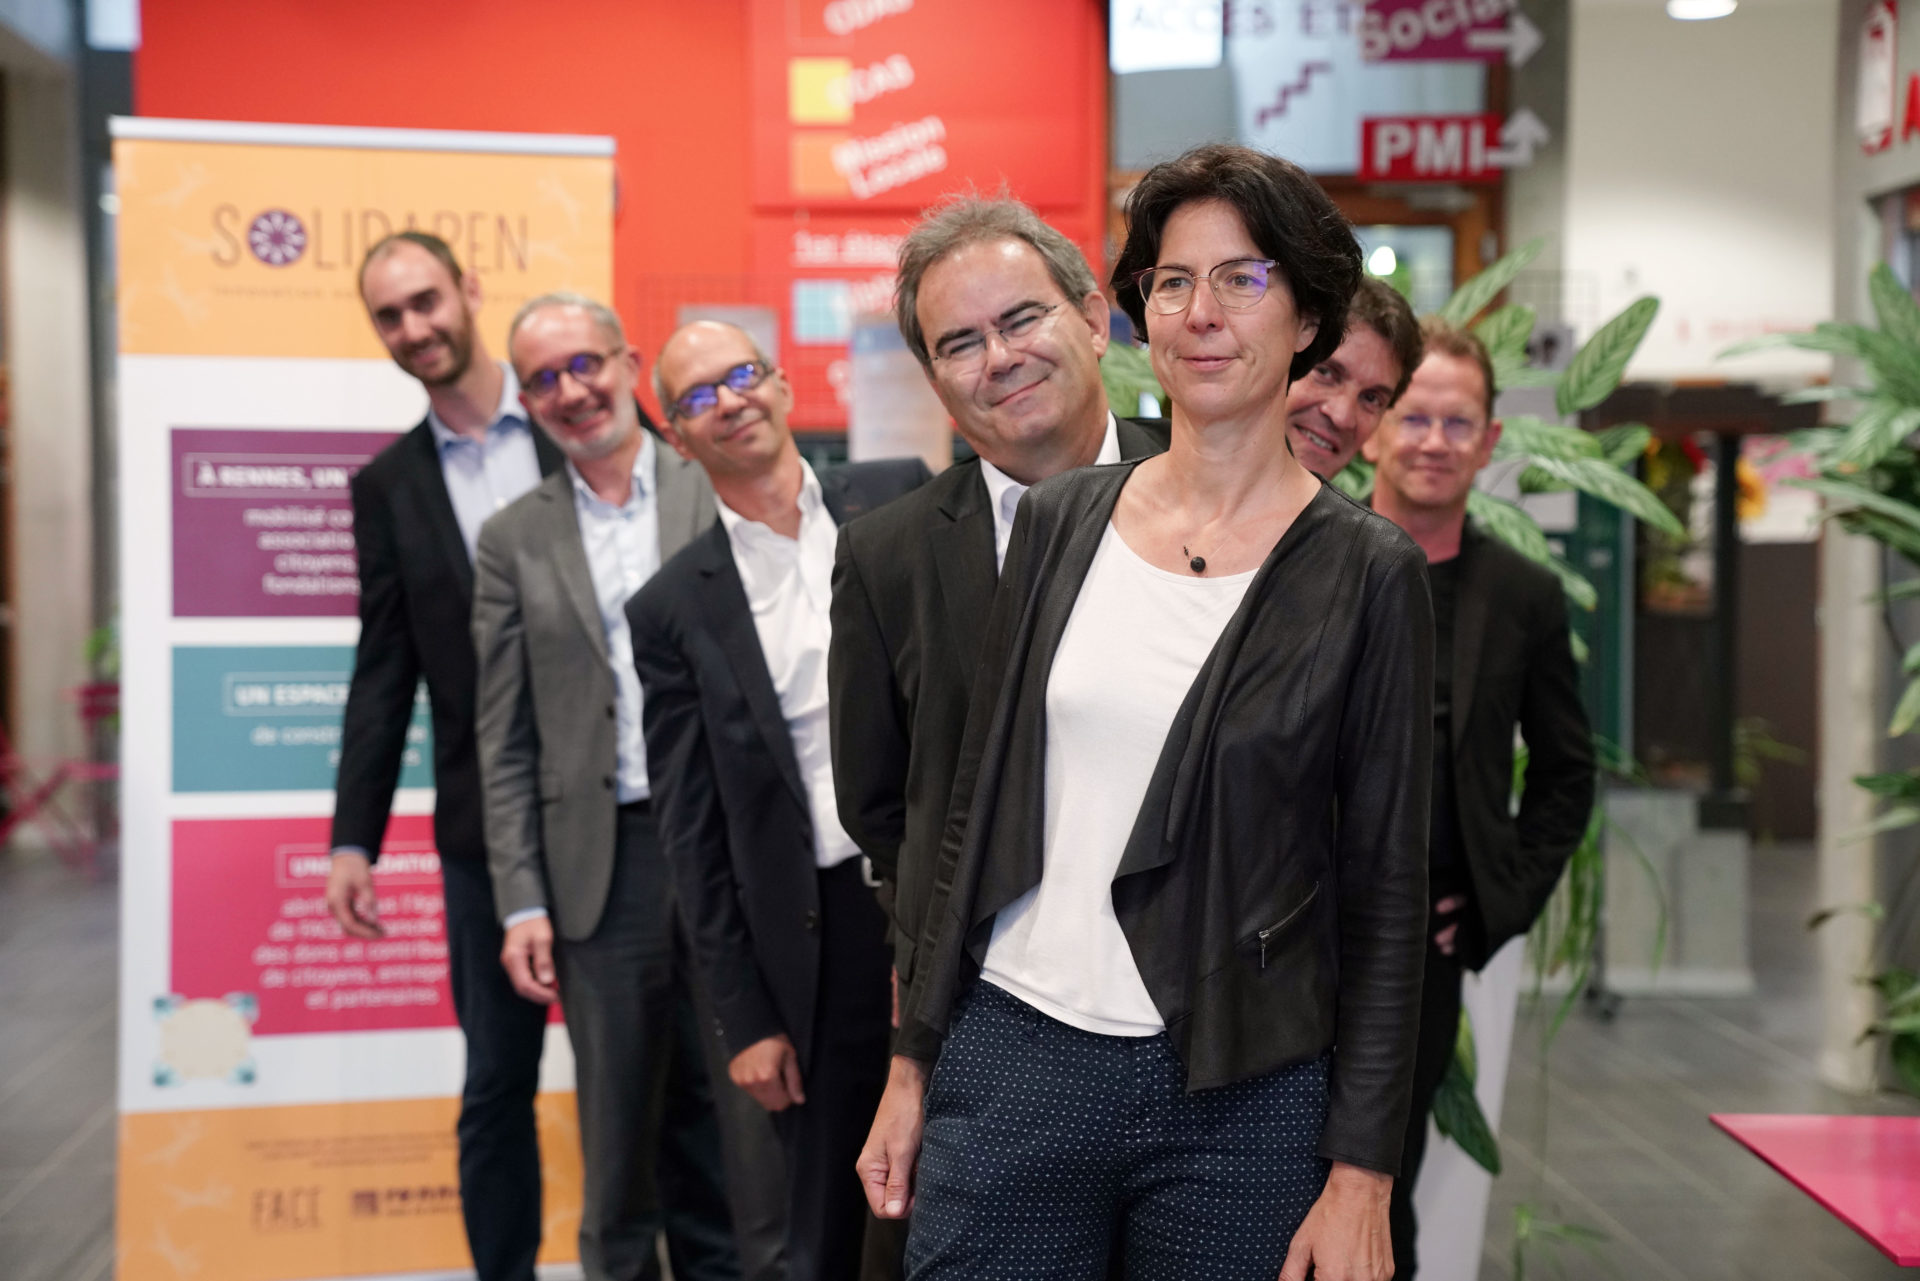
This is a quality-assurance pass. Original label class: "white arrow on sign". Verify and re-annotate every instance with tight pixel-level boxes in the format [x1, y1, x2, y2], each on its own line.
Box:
[1485, 108, 1551, 168]
[1466, 11, 1543, 67]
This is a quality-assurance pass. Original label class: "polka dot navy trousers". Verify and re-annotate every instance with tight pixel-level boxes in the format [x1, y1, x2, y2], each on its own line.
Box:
[905, 980, 1332, 1280]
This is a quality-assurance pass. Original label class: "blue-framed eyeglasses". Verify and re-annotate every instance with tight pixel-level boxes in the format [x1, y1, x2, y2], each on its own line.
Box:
[523, 348, 624, 399]
[669, 361, 773, 421]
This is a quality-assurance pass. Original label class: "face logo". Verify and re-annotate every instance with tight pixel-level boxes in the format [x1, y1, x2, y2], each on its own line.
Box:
[247, 210, 308, 267]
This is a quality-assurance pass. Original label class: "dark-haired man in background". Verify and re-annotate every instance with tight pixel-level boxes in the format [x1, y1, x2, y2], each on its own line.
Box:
[1286, 274, 1423, 480]
[1364, 319, 1595, 1279]
[327, 232, 559, 1281]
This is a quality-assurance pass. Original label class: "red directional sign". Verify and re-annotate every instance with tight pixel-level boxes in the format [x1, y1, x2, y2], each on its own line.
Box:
[1360, 0, 1542, 66]
[1361, 114, 1502, 182]
[1359, 110, 1550, 182]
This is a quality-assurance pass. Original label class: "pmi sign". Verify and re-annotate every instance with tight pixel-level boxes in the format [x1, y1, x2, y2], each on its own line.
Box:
[1111, 0, 1224, 73]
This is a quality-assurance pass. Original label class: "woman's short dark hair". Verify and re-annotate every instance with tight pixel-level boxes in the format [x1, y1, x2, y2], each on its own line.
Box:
[1111, 143, 1361, 381]
[1348, 276, 1424, 405]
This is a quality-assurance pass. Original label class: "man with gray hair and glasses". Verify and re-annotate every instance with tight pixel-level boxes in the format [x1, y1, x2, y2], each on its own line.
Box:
[826, 196, 1168, 1265]
[472, 292, 743, 1281]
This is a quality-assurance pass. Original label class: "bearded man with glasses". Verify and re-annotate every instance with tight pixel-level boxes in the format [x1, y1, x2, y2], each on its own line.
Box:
[1363, 318, 1594, 1280]
[471, 292, 751, 1281]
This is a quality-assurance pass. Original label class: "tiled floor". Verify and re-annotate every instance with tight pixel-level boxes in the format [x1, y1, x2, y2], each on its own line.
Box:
[0, 839, 1912, 1281]
[0, 848, 118, 1281]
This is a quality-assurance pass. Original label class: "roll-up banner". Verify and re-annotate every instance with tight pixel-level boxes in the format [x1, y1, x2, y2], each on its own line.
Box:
[112, 117, 613, 1281]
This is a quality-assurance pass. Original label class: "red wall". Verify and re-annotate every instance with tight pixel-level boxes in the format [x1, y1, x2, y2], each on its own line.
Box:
[135, 1, 1110, 424]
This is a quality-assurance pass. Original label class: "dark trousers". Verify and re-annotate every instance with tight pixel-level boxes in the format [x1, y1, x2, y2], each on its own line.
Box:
[442, 852, 550, 1281]
[1389, 942, 1465, 1281]
[554, 802, 740, 1281]
[767, 858, 894, 1281]
[907, 982, 1331, 1281]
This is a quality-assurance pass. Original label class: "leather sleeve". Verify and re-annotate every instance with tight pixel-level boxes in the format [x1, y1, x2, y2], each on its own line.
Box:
[1320, 540, 1434, 1177]
[630, 589, 787, 1057]
[827, 523, 909, 891]
[471, 518, 548, 923]
[330, 467, 418, 859]
[1506, 580, 1597, 948]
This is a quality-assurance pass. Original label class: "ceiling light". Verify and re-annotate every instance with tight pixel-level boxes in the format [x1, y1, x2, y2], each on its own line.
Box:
[1367, 244, 1399, 276]
[1667, 0, 1736, 20]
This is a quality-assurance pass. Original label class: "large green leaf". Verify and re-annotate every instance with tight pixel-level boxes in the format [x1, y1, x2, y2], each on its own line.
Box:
[1455, 1008, 1479, 1083]
[1891, 675, 1920, 738]
[1468, 492, 1599, 610]
[1870, 579, 1920, 604]
[1869, 262, 1920, 354]
[1431, 1058, 1501, 1174]
[1834, 403, 1920, 471]
[1855, 770, 1920, 800]
[1500, 365, 1564, 389]
[1841, 509, 1920, 567]
[1494, 415, 1603, 461]
[1523, 456, 1686, 536]
[1815, 322, 1920, 402]
[1330, 459, 1374, 501]
[1474, 303, 1537, 361]
[1557, 297, 1660, 417]
[1787, 473, 1920, 531]
[1439, 237, 1545, 327]
[1100, 343, 1164, 417]
[1594, 423, 1652, 467]
[1722, 326, 1879, 362]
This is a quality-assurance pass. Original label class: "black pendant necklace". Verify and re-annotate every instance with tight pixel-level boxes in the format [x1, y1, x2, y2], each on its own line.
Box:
[1182, 546, 1206, 574]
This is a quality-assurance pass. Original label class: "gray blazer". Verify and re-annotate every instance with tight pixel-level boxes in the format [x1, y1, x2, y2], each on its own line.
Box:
[472, 445, 717, 942]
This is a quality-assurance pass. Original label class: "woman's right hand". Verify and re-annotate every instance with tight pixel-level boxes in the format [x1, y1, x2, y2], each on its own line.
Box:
[858, 1055, 929, 1218]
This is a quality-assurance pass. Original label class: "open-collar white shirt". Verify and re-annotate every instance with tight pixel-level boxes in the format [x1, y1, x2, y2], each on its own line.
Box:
[716, 459, 862, 870]
[976, 412, 1121, 573]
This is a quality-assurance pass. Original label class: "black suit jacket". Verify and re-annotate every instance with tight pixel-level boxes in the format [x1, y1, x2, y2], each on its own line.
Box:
[827, 417, 1169, 984]
[332, 417, 562, 863]
[899, 465, 1433, 1177]
[1446, 524, 1596, 969]
[630, 459, 931, 1066]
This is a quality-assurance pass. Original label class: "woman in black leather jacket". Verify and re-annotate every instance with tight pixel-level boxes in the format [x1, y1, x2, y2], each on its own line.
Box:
[858, 143, 1433, 1281]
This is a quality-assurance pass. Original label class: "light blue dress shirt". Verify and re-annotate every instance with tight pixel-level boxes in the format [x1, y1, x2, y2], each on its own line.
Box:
[333, 365, 541, 866]
[427, 365, 542, 562]
[567, 431, 661, 805]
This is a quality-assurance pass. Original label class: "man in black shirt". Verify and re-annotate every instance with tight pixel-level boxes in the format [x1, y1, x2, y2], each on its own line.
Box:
[1365, 320, 1596, 1278]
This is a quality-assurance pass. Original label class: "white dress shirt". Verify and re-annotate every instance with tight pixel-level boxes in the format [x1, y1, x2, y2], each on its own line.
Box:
[716, 460, 863, 870]
[976, 413, 1122, 572]
[569, 432, 662, 805]
[979, 523, 1256, 1035]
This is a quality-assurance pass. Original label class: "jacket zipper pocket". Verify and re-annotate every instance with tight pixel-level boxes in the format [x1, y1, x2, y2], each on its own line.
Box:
[1258, 881, 1322, 970]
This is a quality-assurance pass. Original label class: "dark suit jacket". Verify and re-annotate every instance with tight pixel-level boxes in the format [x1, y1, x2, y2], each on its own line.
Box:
[332, 417, 562, 863]
[899, 465, 1433, 1177]
[827, 417, 1169, 984]
[1447, 524, 1596, 970]
[629, 460, 931, 1067]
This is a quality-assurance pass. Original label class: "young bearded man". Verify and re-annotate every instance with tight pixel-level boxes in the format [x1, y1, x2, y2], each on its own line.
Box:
[328, 232, 559, 1281]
